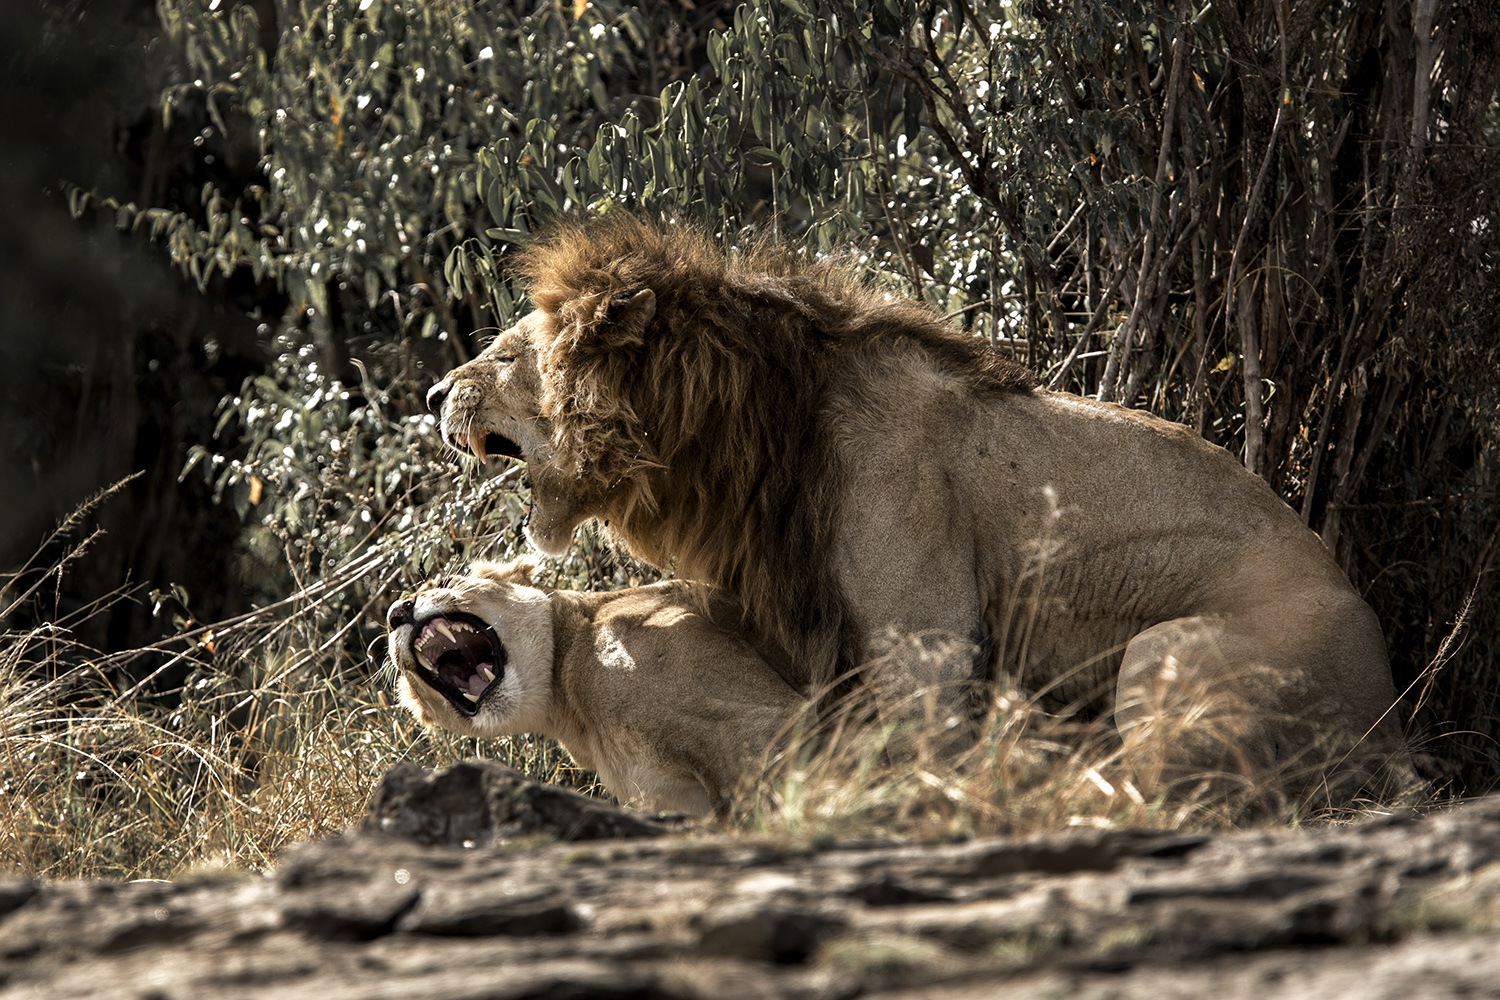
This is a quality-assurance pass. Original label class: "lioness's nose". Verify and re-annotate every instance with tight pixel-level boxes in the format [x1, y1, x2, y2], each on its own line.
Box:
[387, 598, 415, 629]
[426, 379, 451, 413]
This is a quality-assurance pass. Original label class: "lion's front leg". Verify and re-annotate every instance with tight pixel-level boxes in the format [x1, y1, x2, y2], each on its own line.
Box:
[828, 441, 993, 743]
[834, 545, 989, 743]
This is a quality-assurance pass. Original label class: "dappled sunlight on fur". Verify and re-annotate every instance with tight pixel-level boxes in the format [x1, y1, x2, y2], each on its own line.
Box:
[386, 560, 804, 816]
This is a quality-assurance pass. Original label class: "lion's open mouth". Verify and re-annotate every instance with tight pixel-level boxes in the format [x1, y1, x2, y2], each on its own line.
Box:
[452, 428, 525, 462]
[407, 612, 506, 717]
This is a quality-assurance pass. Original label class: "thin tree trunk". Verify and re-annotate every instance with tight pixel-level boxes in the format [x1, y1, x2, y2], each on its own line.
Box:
[1239, 272, 1265, 476]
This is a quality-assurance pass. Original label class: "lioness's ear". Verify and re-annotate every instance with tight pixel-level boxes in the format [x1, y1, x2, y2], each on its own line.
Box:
[557, 285, 656, 353]
[470, 558, 539, 585]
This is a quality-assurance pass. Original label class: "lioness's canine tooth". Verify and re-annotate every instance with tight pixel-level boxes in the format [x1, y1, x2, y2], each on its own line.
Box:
[478, 665, 495, 683]
[416, 647, 434, 671]
[462, 690, 481, 703]
[467, 430, 488, 460]
[433, 620, 456, 642]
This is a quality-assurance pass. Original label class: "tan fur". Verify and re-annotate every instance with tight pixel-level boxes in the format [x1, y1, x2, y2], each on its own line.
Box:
[427, 214, 1408, 796]
[386, 561, 804, 815]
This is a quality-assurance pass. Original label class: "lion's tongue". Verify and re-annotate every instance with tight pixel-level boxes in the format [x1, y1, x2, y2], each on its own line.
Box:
[468, 670, 494, 697]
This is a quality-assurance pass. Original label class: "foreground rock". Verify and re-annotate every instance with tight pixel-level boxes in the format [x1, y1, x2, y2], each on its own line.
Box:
[363, 759, 692, 845]
[2, 760, 1499, 999]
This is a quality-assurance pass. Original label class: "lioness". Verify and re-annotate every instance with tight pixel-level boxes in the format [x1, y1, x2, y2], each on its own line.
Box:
[385, 560, 803, 815]
[426, 214, 1407, 796]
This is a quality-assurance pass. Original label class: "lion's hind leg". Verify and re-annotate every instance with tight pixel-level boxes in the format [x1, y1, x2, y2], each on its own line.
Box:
[1114, 613, 1408, 812]
[1114, 616, 1315, 808]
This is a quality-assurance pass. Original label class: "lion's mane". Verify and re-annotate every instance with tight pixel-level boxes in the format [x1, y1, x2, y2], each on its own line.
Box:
[513, 214, 1036, 687]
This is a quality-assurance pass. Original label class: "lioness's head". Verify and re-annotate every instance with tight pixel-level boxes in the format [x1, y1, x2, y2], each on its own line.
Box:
[385, 560, 553, 737]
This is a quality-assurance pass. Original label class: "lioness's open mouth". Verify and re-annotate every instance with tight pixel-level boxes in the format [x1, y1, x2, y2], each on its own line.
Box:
[451, 428, 525, 462]
[407, 612, 506, 717]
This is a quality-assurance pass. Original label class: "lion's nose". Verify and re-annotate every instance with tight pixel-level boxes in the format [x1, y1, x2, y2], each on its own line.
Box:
[426, 379, 451, 413]
[387, 598, 415, 629]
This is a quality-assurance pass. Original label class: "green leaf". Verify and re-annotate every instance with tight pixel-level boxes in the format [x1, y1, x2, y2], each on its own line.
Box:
[747, 146, 784, 167]
[587, 134, 606, 182]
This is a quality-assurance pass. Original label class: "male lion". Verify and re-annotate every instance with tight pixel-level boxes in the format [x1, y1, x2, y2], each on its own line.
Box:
[385, 560, 803, 815]
[426, 214, 1406, 796]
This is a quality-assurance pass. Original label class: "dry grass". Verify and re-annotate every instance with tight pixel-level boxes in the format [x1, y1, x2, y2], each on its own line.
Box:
[0, 620, 594, 881]
[0, 483, 599, 882]
[0, 617, 1418, 882]
[733, 635, 1422, 843]
[1, 490, 1427, 882]
[736, 691, 1221, 843]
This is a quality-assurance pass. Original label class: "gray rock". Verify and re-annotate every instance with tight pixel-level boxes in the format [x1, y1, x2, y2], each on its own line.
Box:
[361, 759, 687, 846]
[1, 762, 1499, 998]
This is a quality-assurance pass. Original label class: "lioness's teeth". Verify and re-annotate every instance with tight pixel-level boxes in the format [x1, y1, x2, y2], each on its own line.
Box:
[433, 620, 456, 642]
[478, 665, 495, 683]
[416, 648, 434, 670]
[463, 690, 481, 703]
[467, 430, 488, 460]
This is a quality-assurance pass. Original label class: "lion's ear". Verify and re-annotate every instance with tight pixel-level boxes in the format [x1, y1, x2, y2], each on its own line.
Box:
[558, 285, 656, 353]
[470, 558, 539, 585]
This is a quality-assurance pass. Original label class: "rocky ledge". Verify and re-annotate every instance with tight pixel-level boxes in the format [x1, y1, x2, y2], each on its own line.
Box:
[3, 759, 1499, 999]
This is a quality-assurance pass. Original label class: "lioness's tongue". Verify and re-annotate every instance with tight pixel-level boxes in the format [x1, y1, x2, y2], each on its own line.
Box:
[468, 671, 492, 697]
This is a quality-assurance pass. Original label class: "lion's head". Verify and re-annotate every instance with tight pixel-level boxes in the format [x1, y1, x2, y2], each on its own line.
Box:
[429, 276, 678, 558]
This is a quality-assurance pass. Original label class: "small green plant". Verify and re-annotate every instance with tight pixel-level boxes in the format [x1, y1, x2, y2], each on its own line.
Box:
[989, 927, 1065, 967]
[1395, 864, 1500, 935]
